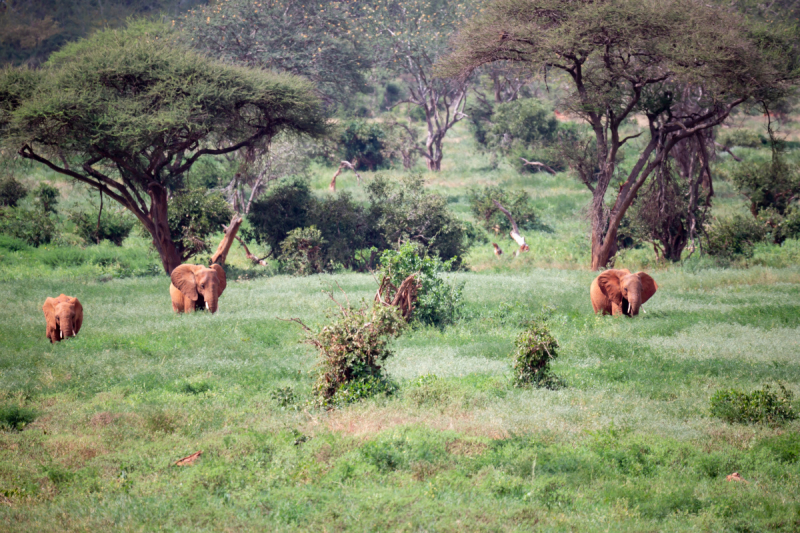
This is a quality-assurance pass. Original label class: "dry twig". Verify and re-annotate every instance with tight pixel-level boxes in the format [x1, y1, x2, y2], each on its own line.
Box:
[329, 161, 362, 191]
[492, 200, 530, 256]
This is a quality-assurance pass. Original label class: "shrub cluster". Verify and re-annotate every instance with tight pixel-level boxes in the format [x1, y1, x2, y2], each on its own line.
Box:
[512, 321, 562, 389]
[338, 120, 390, 171]
[69, 207, 135, 246]
[0, 404, 37, 431]
[704, 214, 767, 261]
[248, 175, 466, 273]
[710, 384, 797, 425]
[0, 175, 27, 207]
[377, 243, 464, 328]
[305, 300, 406, 407]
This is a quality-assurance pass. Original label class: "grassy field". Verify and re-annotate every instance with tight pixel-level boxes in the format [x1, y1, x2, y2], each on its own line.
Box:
[2, 119, 800, 531]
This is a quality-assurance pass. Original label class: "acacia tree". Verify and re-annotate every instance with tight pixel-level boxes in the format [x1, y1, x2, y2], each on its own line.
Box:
[0, 21, 326, 273]
[365, 0, 475, 171]
[443, 0, 798, 269]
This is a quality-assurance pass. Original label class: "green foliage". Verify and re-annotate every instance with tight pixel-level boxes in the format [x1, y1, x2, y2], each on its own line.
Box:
[717, 128, 764, 148]
[167, 189, 233, 261]
[0, 174, 27, 207]
[731, 156, 800, 216]
[32, 183, 58, 214]
[468, 186, 537, 233]
[378, 242, 464, 328]
[247, 180, 314, 255]
[182, 0, 369, 106]
[0, 206, 57, 246]
[0, 234, 30, 252]
[367, 175, 467, 265]
[280, 226, 327, 276]
[270, 386, 297, 408]
[710, 384, 797, 425]
[704, 214, 767, 260]
[762, 204, 800, 243]
[69, 207, 135, 246]
[307, 301, 406, 407]
[490, 99, 559, 149]
[338, 120, 389, 171]
[0, 404, 37, 431]
[512, 321, 561, 389]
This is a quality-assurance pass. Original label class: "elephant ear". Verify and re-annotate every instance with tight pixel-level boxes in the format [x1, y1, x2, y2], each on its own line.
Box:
[211, 264, 227, 295]
[171, 264, 199, 301]
[597, 270, 623, 304]
[636, 272, 658, 304]
[42, 297, 57, 333]
[72, 297, 83, 335]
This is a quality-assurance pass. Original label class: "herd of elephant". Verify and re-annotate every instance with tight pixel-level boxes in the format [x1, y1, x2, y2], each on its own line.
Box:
[42, 265, 657, 343]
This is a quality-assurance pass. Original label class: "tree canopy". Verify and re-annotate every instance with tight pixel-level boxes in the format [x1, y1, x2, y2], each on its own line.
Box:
[442, 0, 799, 268]
[0, 20, 327, 273]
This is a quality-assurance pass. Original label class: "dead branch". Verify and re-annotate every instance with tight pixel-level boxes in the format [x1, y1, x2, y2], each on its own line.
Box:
[375, 273, 420, 321]
[519, 157, 557, 174]
[234, 235, 268, 266]
[211, 214, 243, 265]
[713, 141, 742, 162]
[329, 161, 362, 191]
[492, 200, 530, 256]
[278, 317, 313, 332]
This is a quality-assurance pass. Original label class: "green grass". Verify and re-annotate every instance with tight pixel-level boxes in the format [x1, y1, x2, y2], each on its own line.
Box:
[2, 119, 800, 531]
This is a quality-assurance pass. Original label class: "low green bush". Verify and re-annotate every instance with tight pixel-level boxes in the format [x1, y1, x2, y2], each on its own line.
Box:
[704, 214, 767, 260]
[69, 207, 135, 246]
[717, 128, 764, 148]
[0, 234, 31, 252]
[0, 206, 58, 246]
[710, 384, 797, 425]
[468, 185, 537, 234]
[338, 120, 389, 170]
[280, 226, 327, 275]
[377, 243, 464, 328]
[0, 405, 38, 431]
[512, 321, 562, 389]
[0, 175, 27, 207]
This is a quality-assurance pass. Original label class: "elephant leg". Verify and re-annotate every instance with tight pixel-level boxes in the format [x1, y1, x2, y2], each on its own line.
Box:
[611, 302, 624, 316]
[184, 295, 195, 314]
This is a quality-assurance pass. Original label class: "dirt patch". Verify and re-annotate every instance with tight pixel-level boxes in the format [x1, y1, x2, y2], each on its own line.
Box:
[446, 439, 489, 457]
[45, 437, 106, 468]
[312, 405, 508, 440]
[89, 412, 120, 428]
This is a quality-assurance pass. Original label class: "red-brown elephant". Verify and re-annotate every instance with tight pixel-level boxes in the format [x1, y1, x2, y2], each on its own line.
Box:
[43, 294, 83, 342]
[590, 269, 658, 316]
[169, 264, 227, 313]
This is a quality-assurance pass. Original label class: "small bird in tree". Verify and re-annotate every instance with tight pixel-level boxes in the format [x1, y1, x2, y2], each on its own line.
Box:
[492, 243, 503, 256]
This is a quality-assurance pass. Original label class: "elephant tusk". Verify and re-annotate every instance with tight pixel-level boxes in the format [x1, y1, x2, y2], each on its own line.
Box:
[60, 330, 63, 339]
[205, 302, 209, 310]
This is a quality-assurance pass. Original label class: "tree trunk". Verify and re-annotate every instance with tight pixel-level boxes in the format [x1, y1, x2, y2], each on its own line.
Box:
[148, 186, 183, 274]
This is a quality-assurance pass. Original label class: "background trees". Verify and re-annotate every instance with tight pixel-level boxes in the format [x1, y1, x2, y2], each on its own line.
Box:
[443, 0, 799, 269]
[0, 21, 327, 273]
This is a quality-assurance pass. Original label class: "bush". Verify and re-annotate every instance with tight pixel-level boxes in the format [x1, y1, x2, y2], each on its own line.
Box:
[0, 234, 31, 252]
[0, 206, 57, 246]
[338, 120, 389, 171]
[0, 175, 27, 207]
[710, 384, 796, 425]
[247, 179, 314, 255]
[468, 186, 537, 234]
[304, 300, 406, 407]
[512, 321, 562, 389]
[489, 98, 559, 148]
[0, 405, 37, 431]
[167, 189, 233, 259]
[377, 242, 464, 327]
[704, 214, 767, 260]
[731, 157, 800, 216]
[758, 204, 800, 244]
[69, 207, 135, 246]
[367, 174, 467, 266]
[280, 226, 327, 275]
[717, 128, 764, 148]
[33, 183, 59, 214]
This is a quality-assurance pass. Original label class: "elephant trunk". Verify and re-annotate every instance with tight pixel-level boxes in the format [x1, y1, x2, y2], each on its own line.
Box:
[59, 316, 74, 338]
[626, 295, 642, 316]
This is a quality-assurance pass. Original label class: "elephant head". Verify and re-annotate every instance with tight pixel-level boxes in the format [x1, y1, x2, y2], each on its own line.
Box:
[170, 264, 227, 313]
[596, 269, 657, 316]
[43, 294, 83, 342]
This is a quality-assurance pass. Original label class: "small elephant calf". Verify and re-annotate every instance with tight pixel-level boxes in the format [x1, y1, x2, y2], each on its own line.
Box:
[170, 263, 227, 313]
[43, 294, 83, 343]
[590, 269, 657, 316]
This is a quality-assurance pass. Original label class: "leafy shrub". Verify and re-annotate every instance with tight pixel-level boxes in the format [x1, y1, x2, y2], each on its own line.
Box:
[512, 321, 562, 389]
[710, 384, 796, 425]
[270, 386, 297, 408]
[468, 186, 537, 234]
[758, 204, 800, 244]
[69, 207, 135, 246]
[0, 234, 31, 252]
[33, 183, 59, 214]
[167, 188, 233, 260]
[303, 300, 406, 407]
[0, 206, 58, 246]
[731, 157, 800, 216]
[280, 226, 327, 275]
[338, 120, 389, 170]
[717, 128, 764, 148]
[247, 179, 314, 255]
[704, 214, 767, 260]
[489, 98, 559, 148]
[367, 174, 467, 266]
[0, 405, 37, 431]
[378, 243, 464, 327]
[0, 175, 27, 207]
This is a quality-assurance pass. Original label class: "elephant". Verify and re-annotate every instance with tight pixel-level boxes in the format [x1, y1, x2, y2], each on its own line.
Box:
[169, 264, 227, 314]
[43, 294, 83, 343]
[590, 269, 658, 316]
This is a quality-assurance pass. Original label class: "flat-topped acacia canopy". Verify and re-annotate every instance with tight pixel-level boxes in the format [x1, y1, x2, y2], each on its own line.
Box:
[0, 20, 328, 274]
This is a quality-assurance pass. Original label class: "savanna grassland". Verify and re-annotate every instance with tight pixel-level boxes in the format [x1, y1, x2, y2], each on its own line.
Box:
[2, 120, 800, 532]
